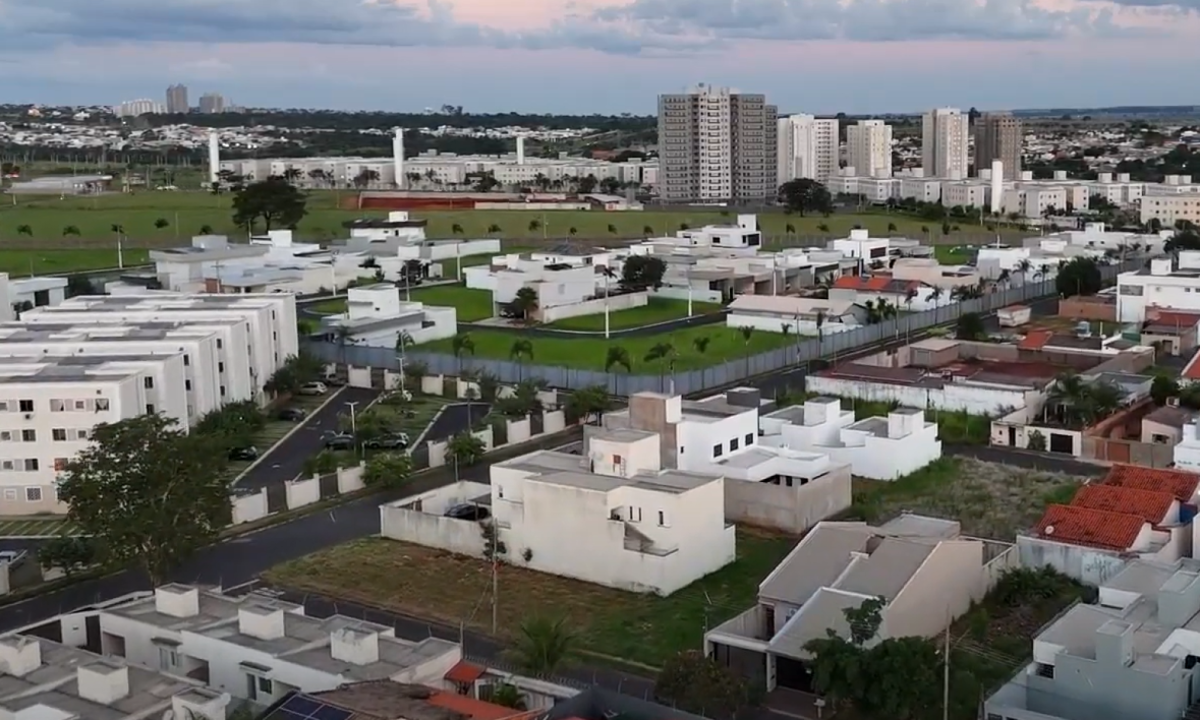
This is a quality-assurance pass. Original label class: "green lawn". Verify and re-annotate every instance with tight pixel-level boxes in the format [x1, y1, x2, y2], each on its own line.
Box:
[265, 527, 797, 666]
[422, 324, 791, 371]
[308, 285, 494, 321]
[935, 244, 980, 264]
[546, 297, 723, 331]
[0, 249, 150, 275]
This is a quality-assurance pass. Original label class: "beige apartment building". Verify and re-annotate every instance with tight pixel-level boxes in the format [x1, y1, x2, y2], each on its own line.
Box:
[921, 107, 969, 179]
[974, 111, 1023, 180]
[777, 114, 839, 186]
[847, 120, 892, 179]
[658, 85, 777, 204]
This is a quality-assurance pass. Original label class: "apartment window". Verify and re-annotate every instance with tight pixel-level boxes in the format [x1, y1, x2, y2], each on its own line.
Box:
[146, 404, 155, 415]
[23, 459, 38, 472]
[0, 431, 11, 442]
[217, 339, 223, 349]
[713, 443, 723, 458]
[0, 401, 7, 412]
[53, 458, 68, 472]
[185, 380, 192, 391]
[220, 386, 227, 397]
[21, 430, 34, 442]
[746, 433, 754, 446]
[73, 400, 86, 411]
[658, 511, 668, 527]
[144, 377, 154, 389]
[628, 506, 642, 522]
[52, 429, 66, 442]
[2, 489, 16, 501]
[18, 400, 32, 413]
[75, 429, 89, 440]
[25, 487, 41, 502]
[218, 362, 225, 373]
[95, 399, 110, 411]
[158, 646, 179, 669]
[183, 355, 190, 367]
[730, 437, 740, 452]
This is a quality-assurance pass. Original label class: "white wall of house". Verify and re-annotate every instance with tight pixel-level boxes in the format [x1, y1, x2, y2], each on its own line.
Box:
[1117, 254, 1200, 323]
[539, 292, 648, 323]
[1175, 422, 1200, 472]
[805, 373, 1035, 415]
[726, 311, 858, 336]
[677, 411, 760, 470]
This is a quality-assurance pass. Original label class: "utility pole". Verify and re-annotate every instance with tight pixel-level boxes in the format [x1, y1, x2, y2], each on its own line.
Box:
[491, 549, 498, 634]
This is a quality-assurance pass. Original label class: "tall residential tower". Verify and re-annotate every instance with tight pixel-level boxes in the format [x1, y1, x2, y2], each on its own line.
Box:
[657, 85, 777, 203]
[974, 111, 1023, 180]
[165, 84, 189, 114]
[921, 108, 969, 179]
[777, 114, 839, 185]
[847, 120, 892, 179]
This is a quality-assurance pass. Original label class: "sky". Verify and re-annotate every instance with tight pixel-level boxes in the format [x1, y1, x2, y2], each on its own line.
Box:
[1, 0, 1199, 115]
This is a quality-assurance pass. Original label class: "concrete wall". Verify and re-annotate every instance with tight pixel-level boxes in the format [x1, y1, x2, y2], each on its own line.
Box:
[723, 467, 852, 534]
[421, 375, 444, 395]
[286, 476, 321, 509]
[1016, 536, 1128, 585]
[379, 481, 492, 556]
[347, 366, 372, 388]
[1058, 296, 1117, 322]
[539, 292, 650, 323]
[806, 373, 1029, 415]
[231, 492, 269, 525]
[507, 416, 532, 444]
[544, 409, 566, 434]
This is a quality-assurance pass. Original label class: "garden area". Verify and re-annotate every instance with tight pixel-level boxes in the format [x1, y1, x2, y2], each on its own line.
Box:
[546, 297, 723, 331]
[264, 526, 798, 668]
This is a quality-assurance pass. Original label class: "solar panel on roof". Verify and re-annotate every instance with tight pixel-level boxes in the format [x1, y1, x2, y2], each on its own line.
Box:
[314, 706, 352, 720]
[266, 695, 352, 720]
[283, 697, 321, 715]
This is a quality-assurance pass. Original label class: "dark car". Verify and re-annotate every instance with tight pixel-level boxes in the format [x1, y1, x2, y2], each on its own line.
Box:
[364, 433, 410, 450]
[323, 433, 355, 450]
[278, 408, 307, 422]
[228, 446, 259, 461]
[444, 503, 490, 521]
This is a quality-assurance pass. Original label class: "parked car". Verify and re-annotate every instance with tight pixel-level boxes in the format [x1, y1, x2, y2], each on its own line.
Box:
[228, 446, 259, 461]
[364, 433, 410, 450]
[297, 382, 328, 396]
[322, 375, 346, 387]
[444, 503, 490, 521]
[323, 433, 355, 450]
[278, 408, 307, 422]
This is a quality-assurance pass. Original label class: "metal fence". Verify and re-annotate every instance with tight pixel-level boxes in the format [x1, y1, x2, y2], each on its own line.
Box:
[306, 260, 1136, 395]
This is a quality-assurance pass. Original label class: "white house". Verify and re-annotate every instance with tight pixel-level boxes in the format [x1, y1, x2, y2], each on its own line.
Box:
[464, 256, 638, 323]
[831, 228, 890, 264]
[1118, 253, 1200, 324]
[726, 295, 863, 336]
[0, 634, 232, 720]
[759, 397, 943, 480]
[1174, 418, 1200, 472]
[9, 276, 68, 312]
[96, 584, 463, 707]
[325, 284, 457, 346]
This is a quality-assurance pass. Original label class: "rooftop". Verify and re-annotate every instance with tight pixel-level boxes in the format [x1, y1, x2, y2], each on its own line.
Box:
[1032, 504, 1147, 551]
[1070, 484, 1176, 525]
[1103, 464, 1200, 503]
[271, 683, 525, 720]
[496, 450, 717, 494]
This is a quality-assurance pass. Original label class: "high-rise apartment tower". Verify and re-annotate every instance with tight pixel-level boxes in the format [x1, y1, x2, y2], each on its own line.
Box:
[921, 108, 969, 179]
[974, 111, 1023, 180]
[165, 84, 189, 114]
[777, 114, 839, 185]
[198, 93, 226, 114]
[657, 85, 777, 203]
[847, 120, 893, 179]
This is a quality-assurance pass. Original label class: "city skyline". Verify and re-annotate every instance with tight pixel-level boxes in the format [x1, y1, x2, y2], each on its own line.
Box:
[1, 0, 1199, 113]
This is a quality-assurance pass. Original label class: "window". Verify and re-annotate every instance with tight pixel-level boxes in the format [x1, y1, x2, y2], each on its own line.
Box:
[0, 461, 11, 471]
[218, 362, 225, 372]
[25, 487, 41, 502]
[217, 339, 223, 349]
[658, 511, 668, 527]
[185, 380, 192, 391]
[95, 399, 110, 411]
[18, 399, 32, 413]
[730, 437, 739, 452]
[158, 646, 178, 669]
[2, 489, 16, 501]
[628, 506, 642, 522]
[52, 429, 66, 442]
[0, 401, 7, 412]
[146, 404, 155, 415]
[75, 429, 89, 440]
[21, 430, 34, 442]
[713, 443, 723, 458]
[74, 400, 86, 411]
[144, 377, 154, 389]
[745, 433, 754, 446]
[183, 355, 190, 367]
[257, 676, 272, 695]
[0, 431, 11, 442]
[220, 386, 226, 397]
[23, 459, 38, 472]
[53, 458, 68, 472]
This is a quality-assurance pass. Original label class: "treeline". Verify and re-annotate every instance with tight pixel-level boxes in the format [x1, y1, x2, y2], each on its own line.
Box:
[1027, 143, 1200, 183]
[142, 110, 656, 133]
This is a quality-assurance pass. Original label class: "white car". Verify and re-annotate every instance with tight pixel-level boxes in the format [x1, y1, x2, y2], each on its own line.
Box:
[297, 382, 328, 396]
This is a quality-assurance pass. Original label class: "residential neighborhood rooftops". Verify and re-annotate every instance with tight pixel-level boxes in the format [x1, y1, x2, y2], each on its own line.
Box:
[1070, 484, 1177, 525]
[292, 682, 525, 720]
[1103, 464, 1200, 503]
[831, 275, 921, 293]
[1017, 329, 1054, 350]
[1032, 504, 1148, 551]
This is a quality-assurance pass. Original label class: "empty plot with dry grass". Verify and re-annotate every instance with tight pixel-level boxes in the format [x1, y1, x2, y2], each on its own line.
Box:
[264, 528, 796, 668]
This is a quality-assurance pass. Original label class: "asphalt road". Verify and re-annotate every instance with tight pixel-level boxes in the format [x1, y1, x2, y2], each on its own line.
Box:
[237, 387, 381, 491]
[425, 402, 490, 443]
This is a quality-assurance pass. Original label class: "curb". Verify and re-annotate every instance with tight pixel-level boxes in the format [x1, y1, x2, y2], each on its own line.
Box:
[233, 387, 348, 485]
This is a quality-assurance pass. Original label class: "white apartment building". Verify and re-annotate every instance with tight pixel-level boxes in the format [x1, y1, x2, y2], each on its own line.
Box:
[921, 108, 969, 180]
[21, 294, 298, 400]
[0, 353, 189, 514]
[1002, 185, 1069, 220]
[846, 120, 892, 179]
[941, 180, 992, 209]
[900, 177, 943, 203]
[0, 634, 232, 720]
[113, 99, 165, 117]
[1118, 254, 1200, 324]
[777, 114, 839, 185]
[1141, 188, 1200, 227]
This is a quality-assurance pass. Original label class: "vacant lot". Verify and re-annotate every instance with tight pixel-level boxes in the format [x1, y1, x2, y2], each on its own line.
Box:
[546, 297, 723, 331]
[852, 457, 1086, 540]
[265, 527, 796, 667]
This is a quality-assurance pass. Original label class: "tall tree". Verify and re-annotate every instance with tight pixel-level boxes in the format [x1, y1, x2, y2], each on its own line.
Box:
[778, 178, 833, 216]
[620, 255, 667, 291]
[509, 616, 576, 676]
[1055, 256, 1102, 297]
[509, 338, 534, 382]
[654, 650, 752, 717]
[231, 176, 308, 233]
[57, 414, 230, 583]
[510, 287, 539, 323]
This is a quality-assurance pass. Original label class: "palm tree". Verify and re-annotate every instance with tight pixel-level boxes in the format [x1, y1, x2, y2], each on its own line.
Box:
[738, 325, 755, 379]
[567, 226, 578, 238]
[199, 224, 214, 235]
[644, 342, 675, 393]
[509, 616, 576, 676]
[511, 287, 539, 323]
[600, 266, 617, 338]
[154, 217, 169, 230]
[605, 346, 631, 395]
[16, 225, 32, 238]
[607, 224, 618, 236]
[817, 223, 830, 233]
[1015, 258, 1033, 298]
[451, 223, 464, 236]
[487, 223, 502, 234]
[394, 330, 414, 390]
[692, 336, 710, 389]
[528, 219, 541, 233]
[451, 333, 475, 377]
[642, 225, 654, 236]
[928, 286, 944, 323]
[887, 222, 898, 233]
[61, 225, 80, 237]
[509, 338, 534, 382]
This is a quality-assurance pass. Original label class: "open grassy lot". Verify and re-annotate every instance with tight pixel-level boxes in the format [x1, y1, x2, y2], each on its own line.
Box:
[0, 248, 150, 275]
[265, 527, 797, 667]
[851, 457, 1085, 540]
[420, 324, 792, 372]
[546, 297, 723, 331]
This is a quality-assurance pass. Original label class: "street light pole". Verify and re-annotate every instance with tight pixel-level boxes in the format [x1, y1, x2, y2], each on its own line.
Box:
[345, 400, 360, 455]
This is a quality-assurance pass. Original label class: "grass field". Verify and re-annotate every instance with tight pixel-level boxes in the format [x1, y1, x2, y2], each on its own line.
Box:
[546, 297, 723, 331]
[0, 191, 1014, 246]
[422, 324, 792, 372]
[310, 285, 494, 322]
[0, 248, 150, 276]
[265, 528, 797, 667]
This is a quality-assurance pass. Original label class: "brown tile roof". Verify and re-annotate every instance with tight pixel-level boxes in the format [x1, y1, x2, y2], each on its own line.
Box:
[1032, 504, 1147, 550]
[1184, 348, 1200, 381]
[1071, 484, 1175, 525]
[426, 692, 529, 720]
[1146, 309, 1200, 327]
[1103, 464, 1200, 503]
[444, 660, 486, 684]
[1018, 329, 1053, 350]
[1144, 405, 1193, 428]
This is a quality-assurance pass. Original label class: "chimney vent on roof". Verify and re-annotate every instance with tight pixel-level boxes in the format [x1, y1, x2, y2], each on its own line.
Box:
[0, 637, 40, 677]
[77, 661, 130, 705]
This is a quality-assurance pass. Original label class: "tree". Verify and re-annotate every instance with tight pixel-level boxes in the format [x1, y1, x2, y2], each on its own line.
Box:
[1055, 257, 1102, 297]
[510, 338, 534, 382]
[528, 219, 541, 233]
[451, 223, 464, 235]
[154, 217, 170, 230]
[57, 414, 229, 583]
[1046, 372, 1123, 427]
[956, 312, 985, 340]
[231, 176, 308, 233]
[199, 224, 214, 235]
[739, 325, 755, 378]
[620, 255, 667, 291]
[447, 431, 486, 468]
[487, 223, 502, 234]
[509, 286, 539, 323]
[362, 452, 414, 489]
[565, 385, 611, 425]
[1165, 229, 1200, 254]
[508, 616, 576, 676]
[654, 650, 752, 717]
[644, 342, 676, 393]
[37, 536, 99, 577]
[1027, 429, 1047, 451]
[607, 223, 618, 235]
[488, 683, 527, 710]
[16, 224, 32, 237]
[778, 178, 833, 216]
[605, 346, 631, 373]
[451, 333, 476, 376]
[1152, 374, 1180, 406]
[61, 225, 80, 237]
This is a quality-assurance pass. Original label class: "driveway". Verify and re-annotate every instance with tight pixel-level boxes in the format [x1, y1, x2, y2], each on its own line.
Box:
[237, 387, 380, 491]
[424, 402, 490, 443]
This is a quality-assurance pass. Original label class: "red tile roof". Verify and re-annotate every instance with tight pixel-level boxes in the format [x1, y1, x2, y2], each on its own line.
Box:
[427, 692, 527, 720]
[1146, 308, 1200, 327]
[1071, 484, 1176, 525]
[1103, 464, 1200, 503]
[1032, 504, 1147, 550]
[1184, 348, 1200, 381]
[444, 660, 486, 684]
[831, 276, 919, 293]
[1017, 330, 1053, 350]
